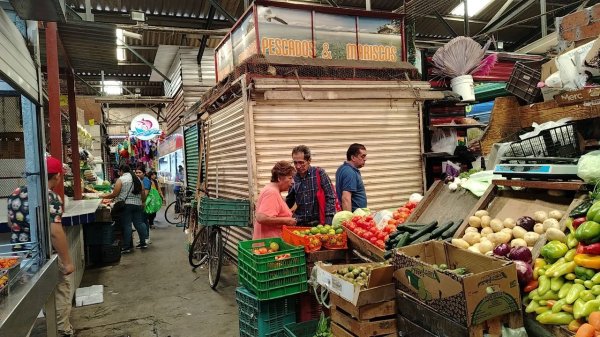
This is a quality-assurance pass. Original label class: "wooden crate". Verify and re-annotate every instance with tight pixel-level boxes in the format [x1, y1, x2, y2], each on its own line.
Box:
[330, 294, 397, 337]
[346, 230, 385, 262]
[405, 180, 481, 227]
[397, 315, 437, 337]
[396, 290, 523, 337]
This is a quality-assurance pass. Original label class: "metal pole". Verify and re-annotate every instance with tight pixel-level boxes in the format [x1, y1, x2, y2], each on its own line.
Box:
[67, 71, 83, 200]
[541, 0, 548, 37]
[463, 0, 470, 36]
[101, 70, 105, 95]
[45, 22, 64, 199]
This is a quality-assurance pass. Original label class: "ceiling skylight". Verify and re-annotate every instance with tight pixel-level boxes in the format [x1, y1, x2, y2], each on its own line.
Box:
[450, 0, 494, 17]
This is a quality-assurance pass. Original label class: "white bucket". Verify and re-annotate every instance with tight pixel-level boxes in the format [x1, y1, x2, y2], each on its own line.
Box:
[451, 75, 475, 101]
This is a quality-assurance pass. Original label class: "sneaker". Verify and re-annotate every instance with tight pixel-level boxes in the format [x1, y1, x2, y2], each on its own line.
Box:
[121, 248, 132, 254]
[146, 238, 152, 244]
[135, 243, 148, 249]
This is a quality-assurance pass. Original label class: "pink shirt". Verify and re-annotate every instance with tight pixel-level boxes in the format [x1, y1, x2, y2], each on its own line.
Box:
[253, 183, 292, 239]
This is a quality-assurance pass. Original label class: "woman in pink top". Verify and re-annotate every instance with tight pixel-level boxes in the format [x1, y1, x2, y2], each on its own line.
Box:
[253, 161, 298, 239]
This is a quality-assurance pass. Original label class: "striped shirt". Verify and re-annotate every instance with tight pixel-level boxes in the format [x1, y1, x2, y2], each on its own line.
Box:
[116, 173, 142, 206]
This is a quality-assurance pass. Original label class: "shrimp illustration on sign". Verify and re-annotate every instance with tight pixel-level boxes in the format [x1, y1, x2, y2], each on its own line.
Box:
[130, 114, 161, 140]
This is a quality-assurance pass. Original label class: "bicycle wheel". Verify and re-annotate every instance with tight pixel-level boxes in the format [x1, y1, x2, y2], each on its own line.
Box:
[164, 201, 182, 225]
[189, 225, 208, 268]
[207, 227, 223, 289]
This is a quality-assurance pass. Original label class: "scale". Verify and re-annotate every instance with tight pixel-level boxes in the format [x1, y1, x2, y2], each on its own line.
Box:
[494, 157, 579, 180]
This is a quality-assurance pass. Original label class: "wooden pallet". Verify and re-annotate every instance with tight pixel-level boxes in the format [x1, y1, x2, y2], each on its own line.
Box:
[330, 294, 397, 337]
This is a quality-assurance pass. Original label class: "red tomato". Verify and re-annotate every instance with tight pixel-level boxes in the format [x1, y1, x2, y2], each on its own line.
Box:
[386, 224, 397, 232]
[348, 223, 357, 231]
[405, 201, 418, 209]
[398, 207, 410, 214]
[397, 218, 405, 225]
[352, 216, 362, 222]
[377, 232, 386, 240]
[365, 215, 374, 222]
[369, 236, 378, 244]
[363, 232, 372, 240]
[398, 212, 409, 219]
[376, 240, 385, 248]
[369, 227, 378, 234]
[384, 235, 389, 242]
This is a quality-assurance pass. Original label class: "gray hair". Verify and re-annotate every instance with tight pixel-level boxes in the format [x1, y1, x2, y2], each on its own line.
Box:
[292, 145, 311, 161]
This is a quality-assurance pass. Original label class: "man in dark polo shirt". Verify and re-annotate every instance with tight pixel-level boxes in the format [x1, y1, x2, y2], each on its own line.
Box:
[335, 143, 367, 211]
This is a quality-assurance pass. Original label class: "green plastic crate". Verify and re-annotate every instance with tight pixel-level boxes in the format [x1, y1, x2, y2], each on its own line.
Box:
[236, 286, 296, 337]
[284, 319, 323, 337]
[198, 196, 250, 226]
[238, 238, 306, 273]
[239, 263, 308, 300]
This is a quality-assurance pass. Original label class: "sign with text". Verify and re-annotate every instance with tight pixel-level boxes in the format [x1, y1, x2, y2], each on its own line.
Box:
[258, 6, 313, 58]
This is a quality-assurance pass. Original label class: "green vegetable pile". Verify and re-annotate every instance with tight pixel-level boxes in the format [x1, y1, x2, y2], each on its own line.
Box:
[431, 263, 469, 275]
[313, 313, 332, 337]
[334, 265, 373, 289]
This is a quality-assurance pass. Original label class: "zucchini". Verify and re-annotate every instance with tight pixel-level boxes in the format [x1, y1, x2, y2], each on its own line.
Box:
[441, 221, 462, 239]
[395, 232, 411, 248]
[411, 233, 433, 244]
[570, 199, 594, 218]
[409, 221, 438, 241]
[387, 230, 403, 240]
[430, 221, 454, 239]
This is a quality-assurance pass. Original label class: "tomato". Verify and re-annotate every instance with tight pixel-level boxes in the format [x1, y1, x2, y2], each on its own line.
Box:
[348, 223, 357, 231]
[369, 236, 378, 244]
[405, 201, 418, 209]
[352, 216, 362, 222]
[398, 212, 409, 219]
[384, 235, 389, 242]
[398, 207, 410, 214]
[376, 239, 385, 248]
[387, 224, 397, 232]
[369, 227, 378, 234]
[397, 218, 405, 225]
[377, 232, 386, 240]
[363, 232, 372, 240]
[365, 215, 374, 222]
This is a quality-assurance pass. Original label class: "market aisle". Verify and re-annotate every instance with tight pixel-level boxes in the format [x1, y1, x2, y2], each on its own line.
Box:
[36, 209, 240, 337]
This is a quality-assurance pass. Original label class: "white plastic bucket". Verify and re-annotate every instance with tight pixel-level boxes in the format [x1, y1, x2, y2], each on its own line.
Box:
[451, 75, 475, 101]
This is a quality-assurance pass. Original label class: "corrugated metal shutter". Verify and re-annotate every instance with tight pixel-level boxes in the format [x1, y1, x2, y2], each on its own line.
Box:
[181, 48, 215, 109]
[205, 98, 252, 258]
[251, 99, 423, 210]
[184, 124, 199, 192]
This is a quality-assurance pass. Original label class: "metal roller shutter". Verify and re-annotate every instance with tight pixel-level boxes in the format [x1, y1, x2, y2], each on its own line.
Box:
[251, 98, 423, 211]
[183, 124, 199, 192]
[205, 98, 252, 259]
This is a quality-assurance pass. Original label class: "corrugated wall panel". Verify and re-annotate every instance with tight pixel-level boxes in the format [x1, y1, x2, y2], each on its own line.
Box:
[165, 89, 185, 135]
[164, 55, 182, 98]
[184, 124, 199, 192]
[180, 48, 215, 109]
[251, 99, 423, 210]
[205, 97, 252, 259]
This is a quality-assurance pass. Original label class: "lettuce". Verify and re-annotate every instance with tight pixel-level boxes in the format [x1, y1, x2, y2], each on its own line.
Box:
[332, 211, 354, 227]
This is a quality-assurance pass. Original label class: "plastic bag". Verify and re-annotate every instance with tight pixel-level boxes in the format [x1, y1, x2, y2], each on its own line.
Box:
[144, 189, 163, 214]
[431, 128, 458, 154]
[578, 150, 600, 184]
[461, 171, 502, 197]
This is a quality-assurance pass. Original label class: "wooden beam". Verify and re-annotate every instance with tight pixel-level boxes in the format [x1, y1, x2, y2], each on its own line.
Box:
[94, 96, 174, 104]
[261, 89, 445, 101]
[492, 179, 585, 191]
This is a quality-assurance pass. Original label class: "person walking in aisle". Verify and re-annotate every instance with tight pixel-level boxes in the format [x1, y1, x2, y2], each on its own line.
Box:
[143, 170, 163, 238]
[335, 143, 368, 212]
[101, 164, 148, 252]
[8, 156, 75, 336]
[286, 145, 338, 226]
[134, 166, 153, 244]
[253, 161, 297, 239]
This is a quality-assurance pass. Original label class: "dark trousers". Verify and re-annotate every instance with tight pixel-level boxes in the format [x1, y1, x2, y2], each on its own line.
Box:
[120, 204, 148, 249]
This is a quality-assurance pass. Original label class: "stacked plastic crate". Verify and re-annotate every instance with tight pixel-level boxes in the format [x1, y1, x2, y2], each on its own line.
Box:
[236, 238, 308, 337]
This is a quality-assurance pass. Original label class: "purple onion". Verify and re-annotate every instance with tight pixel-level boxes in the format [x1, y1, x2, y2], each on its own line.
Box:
[493, 243, 511, 257]
[507, 246, 533, 265]
[514, 260, 533, 286]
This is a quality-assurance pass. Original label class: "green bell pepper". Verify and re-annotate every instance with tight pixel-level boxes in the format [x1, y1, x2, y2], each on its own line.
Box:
[559, 283, 573, 299]
[575, 266, 596, 281]
[536, 311, 575, 325]
[575, 221, 600, 245]
[541, 241, 569, 262]
[587, 201, 600, 223]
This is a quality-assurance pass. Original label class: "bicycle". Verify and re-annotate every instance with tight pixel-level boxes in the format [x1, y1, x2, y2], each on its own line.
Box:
[188, 197, 250, 289]
[164, 188, 193, 228]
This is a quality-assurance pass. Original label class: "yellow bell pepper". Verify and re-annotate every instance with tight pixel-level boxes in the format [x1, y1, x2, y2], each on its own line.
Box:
[574, 254, 600, 269]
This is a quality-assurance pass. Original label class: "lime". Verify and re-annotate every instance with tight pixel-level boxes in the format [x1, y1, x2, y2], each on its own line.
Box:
[310, 227, 320, 235]
[335, 228, 343, 234]
[320, 228, 329, 234]
[317, 224, 323, 229]
[328, 229, 336, 235]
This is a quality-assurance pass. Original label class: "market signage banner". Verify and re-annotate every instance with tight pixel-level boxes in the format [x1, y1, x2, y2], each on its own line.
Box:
[130, 114, 161, 140]
[215, 4, 403, 81]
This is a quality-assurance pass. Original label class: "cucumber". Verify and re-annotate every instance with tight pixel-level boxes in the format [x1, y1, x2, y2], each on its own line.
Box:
[430, 221, 454, 239]
[397, 223, 426, 233]
[387, 230, 403, 240]
[441, 221, 462, 239]
[411, 233, 433, 244]
[409, 221, 438, 241]
[395, 232, 411, 248]
[383, 250, 394, 260]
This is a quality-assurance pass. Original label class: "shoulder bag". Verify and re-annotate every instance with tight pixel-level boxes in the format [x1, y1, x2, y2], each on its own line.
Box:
[315, 167, 342, 224]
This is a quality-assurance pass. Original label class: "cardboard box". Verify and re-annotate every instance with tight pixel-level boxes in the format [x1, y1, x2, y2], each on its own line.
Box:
[541, 87, 564, 102]
[315, 262, 394, 306]
[393, 241, 521, 327]
[541, 58, 558, 82]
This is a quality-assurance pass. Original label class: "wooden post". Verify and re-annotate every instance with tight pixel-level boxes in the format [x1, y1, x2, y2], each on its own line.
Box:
[67, 70, 82, 200]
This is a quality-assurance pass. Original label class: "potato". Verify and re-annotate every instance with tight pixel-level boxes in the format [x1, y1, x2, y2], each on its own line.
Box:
[481, 227, 494, 236]
[494, 231, 512, 244]
[533, 211, 548, 223]
[463, 232, 482, 245]
[468, 245, 482, 254]
[503, 218, 516, 229]
[549, 210, 564, 220]
[524, 232, 541, 246]
[479, 240, 494, 254]
[511, 238, 527, 248]
[512, 226, 527, 239]
[543, 218, 560, 231]
[475, 210, 489, 218]
[533, 223, 545, 235]
[481, 216, 491, 228]
[469, 216, 482, 228]
[465, 227, 479, 233]
[490, 219, 504, 233]
[451, 238, 470, 249]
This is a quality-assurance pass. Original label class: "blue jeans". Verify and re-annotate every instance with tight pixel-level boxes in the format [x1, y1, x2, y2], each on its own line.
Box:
[120, 204, 148, 249]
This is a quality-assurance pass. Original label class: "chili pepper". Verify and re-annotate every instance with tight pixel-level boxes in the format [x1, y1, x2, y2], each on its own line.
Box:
[545, 258, 567, 277]
[529, 289, 539, 301]
[580, 290, 596, 302]
[550, 261, 577, 278]
[553, 299, 566, 313]
[539, 300, 548, 306]
[524, 279, 539, 293]
[579, 299, 600, 319]
[538, 275, 551, 295]
[540, 290, 559, 300]
[587, 201, 600, 223]
[575, 279, 586, 285]
[574, 217, 588, 230]
[536, 311, 575, 325]
[551, 277, 565, 292]
[559, 283, 574, 299]
[591, 285, 600, 296]
[568, 233, 579, 249]
[593, 272, 600, 284]
[567, 284, 586, 304]
[574, 298, 586, 319]
[535, 306, 550, 314]
[578, 243, 586, 254]
[526, 299, 541, 313]
[585, 280, 595, 289]
[546, 299, 556, 308]
[542, 242, 569, 262]
[566, 218, 575, 235]
[566, 273, 577, 281]
[568, 319, 581, 332]
[563, 304, 574, 313]
[566, 248, 578, 262]
[575, 254, 600, 269]
[580, 243, 600, 255]
[534, 258, 547, 280]
[575, 221, 600, 245]
[576, 266, 596, 281]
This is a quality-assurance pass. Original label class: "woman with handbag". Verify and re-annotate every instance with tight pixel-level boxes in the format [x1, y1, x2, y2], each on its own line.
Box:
[101, 164, 148, 253]
[143, 170, 163, 231]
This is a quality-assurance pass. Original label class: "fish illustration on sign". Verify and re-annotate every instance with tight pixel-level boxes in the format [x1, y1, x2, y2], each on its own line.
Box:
[130, 114, 161, 140]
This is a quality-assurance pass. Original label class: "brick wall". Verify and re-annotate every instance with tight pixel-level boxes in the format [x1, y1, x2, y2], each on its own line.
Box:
[559, 4, 600, 42]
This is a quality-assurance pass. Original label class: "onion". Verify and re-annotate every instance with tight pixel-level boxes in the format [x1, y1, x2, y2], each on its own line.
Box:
[493, 243, 511, 257]
[516, 216, 536, 231]
[508, 246, 533, 264]
[514, 260, 533, 286]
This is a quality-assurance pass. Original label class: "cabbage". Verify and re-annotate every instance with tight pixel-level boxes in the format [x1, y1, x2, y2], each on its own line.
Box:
[332, 211, 354, 227]
[353, 208, 370, 216]
[578, 150, 600, 184]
